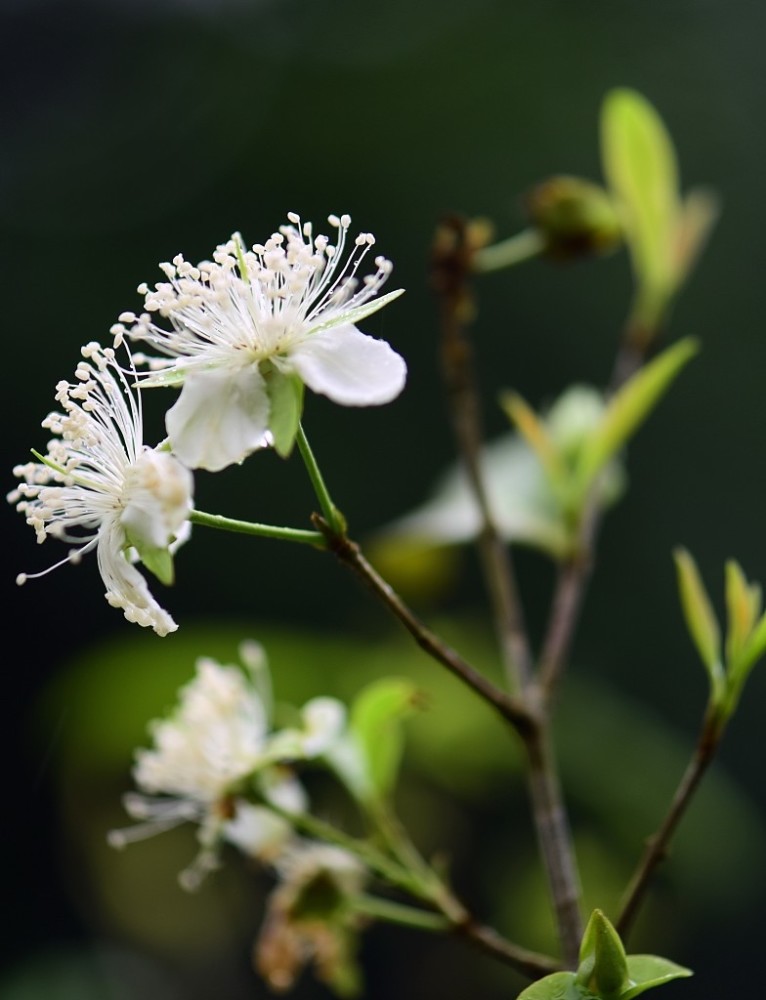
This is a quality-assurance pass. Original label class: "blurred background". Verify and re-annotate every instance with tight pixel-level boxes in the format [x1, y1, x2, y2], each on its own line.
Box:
[3, 0, 766, 997]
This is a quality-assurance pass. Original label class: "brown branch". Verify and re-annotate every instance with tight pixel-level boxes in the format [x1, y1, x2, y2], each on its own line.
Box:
[431, 214, 586, 967]
[616, 709, 722, 939]
[453, 917, 561, 979]
[431, 214, 534, 693]
[525, 727, 584, 968]
[316, 517, 534, 736]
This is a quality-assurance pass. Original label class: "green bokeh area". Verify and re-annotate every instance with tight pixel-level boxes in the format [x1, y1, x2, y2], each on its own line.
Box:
[10, 622, 766, 1000]
[5, 1, 766, 998]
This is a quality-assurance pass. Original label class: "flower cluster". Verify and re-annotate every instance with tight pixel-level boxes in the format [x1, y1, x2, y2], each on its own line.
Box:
[10, 214, 406, 632]
[109, 642, 348, 890]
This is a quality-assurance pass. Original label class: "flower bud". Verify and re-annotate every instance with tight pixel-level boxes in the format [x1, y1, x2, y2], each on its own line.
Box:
[524, 176, 623, 260]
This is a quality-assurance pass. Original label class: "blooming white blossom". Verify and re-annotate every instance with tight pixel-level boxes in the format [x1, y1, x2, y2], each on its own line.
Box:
[8, 343, 193, 636]
[110, 643, 346, 889]
[115, 213, 406, 471]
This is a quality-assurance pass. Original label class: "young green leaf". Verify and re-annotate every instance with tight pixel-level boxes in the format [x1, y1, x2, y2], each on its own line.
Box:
[601, 88, 679, 312]
[575, 338, 698, 497]
[500, 390, 568, 492]
[516, 917, 692, 1000]
[622, 956, 692, 1000]
[673, 189, 719, 289]
[724, 560, 761, 666]
[516, 971, 583, 1000]
[733, 606, 766, 687]
[349, 678, 422, 803]
[673, 548, 724, 700]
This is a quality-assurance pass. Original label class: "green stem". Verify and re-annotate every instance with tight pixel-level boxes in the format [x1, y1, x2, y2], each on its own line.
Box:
[295, 422, 346, 534]
[472, 228, 545, 274]
[351, 895, 450, 932]
[262, 800, 427, 899]
[190, 509, 326, 547]
[257, 795, 558, 977]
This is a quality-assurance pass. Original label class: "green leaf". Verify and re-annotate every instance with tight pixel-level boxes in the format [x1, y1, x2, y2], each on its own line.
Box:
[724, 560, 760, 666]
[601, 88, 680, 315]
[266, 369, 304, 457]
[575, 338, 698, 497]
[500, 390, 568, 496]
[349, 678, 421, 802]
[576, 910, 629, 999]
[673, 189, 719, 289]
[516, 972, 584, 1000]
[622, 956, 692, 1000]
[673, 548, 724, 699]
[733, 607, 766, 688]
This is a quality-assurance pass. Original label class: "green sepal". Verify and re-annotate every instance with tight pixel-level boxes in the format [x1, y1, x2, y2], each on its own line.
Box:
[132, 542, 175, 586]
[673, 548, 724, 701]
[576, 909, 629, 999]
[574, 338, 698, 501]
[266, 368, 305, 458]
[307, 288, 405, 336]
[134, 367, 189, 388]
[348, 678, 422, 803]
[622, 956, 692, 1000]
[601, 88, 679, 324]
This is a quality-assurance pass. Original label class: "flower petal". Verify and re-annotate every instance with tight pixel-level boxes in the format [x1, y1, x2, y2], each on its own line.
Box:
[288, 325, 406, 406]
[166, 367, 270, 471]
[97, 520, 178, 636]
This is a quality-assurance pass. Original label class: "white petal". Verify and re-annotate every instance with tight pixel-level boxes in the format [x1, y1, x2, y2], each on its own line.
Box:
[165, 367, 270, 472]
[97, 520, 178, 636]
[300, 697, 346, 756]
[288, 324, 406, 406]
[224, 802, 293, 860]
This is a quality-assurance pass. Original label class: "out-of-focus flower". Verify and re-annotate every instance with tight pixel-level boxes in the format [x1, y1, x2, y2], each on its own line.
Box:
[379, 385, 624, 561]
[8, 342, 192, 636]
[109, 642, 346, 889]
[117, 213, 406, 471]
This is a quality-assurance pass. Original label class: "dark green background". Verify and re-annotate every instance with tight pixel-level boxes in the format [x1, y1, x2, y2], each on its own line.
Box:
[4, 1, 766, 997]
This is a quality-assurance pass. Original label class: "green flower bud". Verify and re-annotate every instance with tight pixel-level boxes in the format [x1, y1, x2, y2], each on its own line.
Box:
[524, 176, 623, 260]
[576, 909, 629, 999]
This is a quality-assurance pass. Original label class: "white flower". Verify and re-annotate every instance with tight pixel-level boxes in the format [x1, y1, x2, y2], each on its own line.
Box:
[8, 343, 193, 636]
[132, 653, 271, 803]
[379, 385, 625, 559]
[109, 644, 346, 890]
[116, 213, 406, 471]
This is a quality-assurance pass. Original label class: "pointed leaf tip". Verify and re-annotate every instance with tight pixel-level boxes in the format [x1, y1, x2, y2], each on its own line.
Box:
[673, 548, 724, 697]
